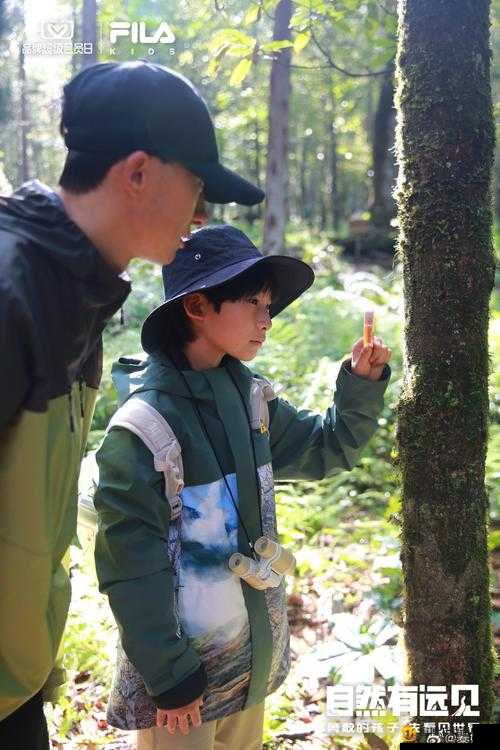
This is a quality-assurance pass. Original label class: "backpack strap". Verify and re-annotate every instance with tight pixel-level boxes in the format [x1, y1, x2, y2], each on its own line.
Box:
[249, 376, 277, 433]
[107, 398, 184, 521]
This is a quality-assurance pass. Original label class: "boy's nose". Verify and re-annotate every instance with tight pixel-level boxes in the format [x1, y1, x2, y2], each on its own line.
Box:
[259, 312, 272, 331]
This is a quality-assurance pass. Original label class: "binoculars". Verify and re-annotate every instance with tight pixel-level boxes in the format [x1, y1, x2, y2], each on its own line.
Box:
[228, 536, 296, 590]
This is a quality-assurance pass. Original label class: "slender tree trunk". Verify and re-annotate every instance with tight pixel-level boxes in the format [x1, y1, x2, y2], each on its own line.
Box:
[370, 60, 397, 232]
[328, 81, 341, 232]
[81, 0, 97, 68]
[263, 0, 292, 255]
[254, 118, 262, 219]
[19, 32, 29, 184]
[395, 0, 495, 726]
[300, 135, 308, 221]
[319, 157, 327, 231]
[0, 0, 5, 37]
[71, 0, 80, 78]
[365, 75, 374, 149]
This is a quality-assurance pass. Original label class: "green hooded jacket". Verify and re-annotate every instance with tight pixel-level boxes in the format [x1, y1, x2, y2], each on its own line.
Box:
[94, 351, 391, 729]
[0, 181, 130, 721]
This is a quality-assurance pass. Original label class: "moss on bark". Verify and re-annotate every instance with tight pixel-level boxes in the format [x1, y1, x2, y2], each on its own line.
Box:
[394, 0, 496, 723]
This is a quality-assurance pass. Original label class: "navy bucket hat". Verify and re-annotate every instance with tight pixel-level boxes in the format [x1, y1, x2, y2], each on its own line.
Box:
[141, 225, 315, 354]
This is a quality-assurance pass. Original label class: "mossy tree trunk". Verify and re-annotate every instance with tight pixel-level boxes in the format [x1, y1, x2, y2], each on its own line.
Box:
[394, 0, 496, 724]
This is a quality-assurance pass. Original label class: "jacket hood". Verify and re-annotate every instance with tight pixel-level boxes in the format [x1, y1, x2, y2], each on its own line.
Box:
[0, 180, 130, 286]
[111, 351, 252, 406]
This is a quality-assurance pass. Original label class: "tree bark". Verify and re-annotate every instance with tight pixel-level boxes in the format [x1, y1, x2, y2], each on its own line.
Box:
[19, 30, 29, 184]
[370, 61, 397, 232]
[254, 117, 262, 219]
[263, 0, 292, 255]
[0, 1, 8, 123]
[81, 0, 97, 69]
[395, 0, 495, 725]
[328, 81, 341, 232]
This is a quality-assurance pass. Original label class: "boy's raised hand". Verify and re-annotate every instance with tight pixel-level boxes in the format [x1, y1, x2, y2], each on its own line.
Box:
[156, 694, 203, 735]
[351, 336, 391, 381]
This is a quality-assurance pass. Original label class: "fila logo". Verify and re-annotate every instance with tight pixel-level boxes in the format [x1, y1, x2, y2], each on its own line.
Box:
[109, 21, 175, 45]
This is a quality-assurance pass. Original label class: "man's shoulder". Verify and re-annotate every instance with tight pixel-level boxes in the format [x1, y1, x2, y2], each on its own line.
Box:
[0, 229, 30, 279]
[0, 229, 56, 307]
[0, 236, 36, 319]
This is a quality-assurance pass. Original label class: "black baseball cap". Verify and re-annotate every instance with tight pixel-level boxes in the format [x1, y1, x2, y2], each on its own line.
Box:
[61, 61, 265, 206]
[141, 225, 315, 354]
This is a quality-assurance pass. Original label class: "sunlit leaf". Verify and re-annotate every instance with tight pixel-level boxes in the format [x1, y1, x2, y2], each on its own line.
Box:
[229, 58, 252, 87]
[244, 4, 261, 25]
[208, 28, 255, 54]
[261, 39, 294, 53]
[293, 31, 311, 54]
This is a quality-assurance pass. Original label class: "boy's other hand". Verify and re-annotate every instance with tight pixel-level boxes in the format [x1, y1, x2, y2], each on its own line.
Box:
[351, 336, 391, 381]
[156, 694, 203, 735]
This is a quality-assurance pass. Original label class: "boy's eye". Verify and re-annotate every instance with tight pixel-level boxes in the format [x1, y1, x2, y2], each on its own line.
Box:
[247, 298, 271, 309]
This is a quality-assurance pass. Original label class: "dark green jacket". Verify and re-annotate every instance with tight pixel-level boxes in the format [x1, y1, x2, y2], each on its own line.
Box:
[94, 351, 391, 729]
[0, 181, 130, 721]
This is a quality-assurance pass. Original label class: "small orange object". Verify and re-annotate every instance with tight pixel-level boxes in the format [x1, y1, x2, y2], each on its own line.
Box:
[363, 310, 374, 347]
[401, 724, 417, 742]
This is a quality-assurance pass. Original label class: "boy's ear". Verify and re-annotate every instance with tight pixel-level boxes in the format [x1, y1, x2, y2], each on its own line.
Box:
[182, 293, 208, 322]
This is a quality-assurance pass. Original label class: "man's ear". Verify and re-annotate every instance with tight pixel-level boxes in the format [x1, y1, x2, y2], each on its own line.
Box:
[116, 151, 152, 197]
[183, 293, 209, 322]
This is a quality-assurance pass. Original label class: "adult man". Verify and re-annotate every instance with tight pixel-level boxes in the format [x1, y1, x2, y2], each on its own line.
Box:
[0, 60, 264, 749]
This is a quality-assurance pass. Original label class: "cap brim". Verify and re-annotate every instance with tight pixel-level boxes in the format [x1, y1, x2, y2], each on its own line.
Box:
[183, 161, 265, 206]
[141, 255, 314, 354]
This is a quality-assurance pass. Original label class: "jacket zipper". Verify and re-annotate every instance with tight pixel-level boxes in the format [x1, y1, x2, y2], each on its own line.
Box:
[68, 390, 75, 433]
[78, 379, 85, 417]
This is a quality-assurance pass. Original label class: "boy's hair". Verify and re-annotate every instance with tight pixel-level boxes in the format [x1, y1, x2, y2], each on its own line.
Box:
[158, 263, 278, 354]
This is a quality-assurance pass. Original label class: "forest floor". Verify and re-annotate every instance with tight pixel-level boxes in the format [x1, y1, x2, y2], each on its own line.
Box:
[47, 513, 405, 750]
[46, 511, 499, 749]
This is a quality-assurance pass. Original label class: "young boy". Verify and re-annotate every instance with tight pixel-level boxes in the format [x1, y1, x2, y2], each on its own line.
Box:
[94, 225, 392, 749]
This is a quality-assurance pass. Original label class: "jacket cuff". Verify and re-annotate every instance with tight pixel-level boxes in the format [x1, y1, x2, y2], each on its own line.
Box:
[341, 359, 391, 384]
[152, 663, 208, 709]
[334, 359, 391, 416]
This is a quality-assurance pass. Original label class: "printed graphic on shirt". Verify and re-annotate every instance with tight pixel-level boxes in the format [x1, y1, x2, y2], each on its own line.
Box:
[107, 465, 290, 729]
[176, 473, 248, 640]
[174, 473, 252, 720]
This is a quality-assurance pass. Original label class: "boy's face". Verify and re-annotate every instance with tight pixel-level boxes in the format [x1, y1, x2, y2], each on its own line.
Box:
[200, 288, 273, 362]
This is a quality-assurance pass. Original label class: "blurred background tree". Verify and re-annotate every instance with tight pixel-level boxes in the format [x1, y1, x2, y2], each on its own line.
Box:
[0, 0, 400, 253]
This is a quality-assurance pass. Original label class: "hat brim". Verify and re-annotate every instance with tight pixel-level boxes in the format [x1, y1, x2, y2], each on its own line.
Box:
[141, 255, 314, 354]
[183, 161, 265, 206]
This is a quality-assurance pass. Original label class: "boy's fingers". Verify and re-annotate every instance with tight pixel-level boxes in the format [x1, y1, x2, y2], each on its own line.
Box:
[167, 714, 178, 734]
[358, 344, 374, 362]
[370, 346, 391, 365]
[189, 708, 202, 728]
[178, 714, 190, 735]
